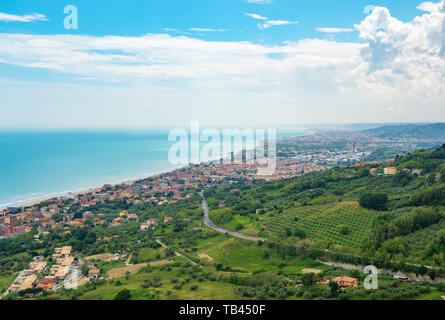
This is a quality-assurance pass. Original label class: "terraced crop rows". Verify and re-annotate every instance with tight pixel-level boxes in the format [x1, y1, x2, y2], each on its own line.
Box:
[262, 202, 375, 248]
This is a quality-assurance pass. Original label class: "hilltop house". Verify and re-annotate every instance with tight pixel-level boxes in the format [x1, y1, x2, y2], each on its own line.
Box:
[332, 276, 358, 289]
[384, 167, 397, 175]
[127, 213, 139, 221]
[164, 217, 173, 223]
[88, 268, 102, 280]
[140, 223, 150, 231]
[147, 218, 159, 226]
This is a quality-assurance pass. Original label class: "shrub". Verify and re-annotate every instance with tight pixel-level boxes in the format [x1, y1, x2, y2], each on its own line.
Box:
[114, 289, 131, 300]
[359, 193, 388, 211]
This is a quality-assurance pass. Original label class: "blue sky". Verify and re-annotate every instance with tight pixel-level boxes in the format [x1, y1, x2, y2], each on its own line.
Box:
[0, 0, 444, 128]
[0, 0, 426, 41]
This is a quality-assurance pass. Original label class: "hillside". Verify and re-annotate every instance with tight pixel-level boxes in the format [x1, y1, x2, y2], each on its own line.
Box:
[205, 144, 445, 276]
[1, 146, 445, 301]
[363, 123, 445, 139]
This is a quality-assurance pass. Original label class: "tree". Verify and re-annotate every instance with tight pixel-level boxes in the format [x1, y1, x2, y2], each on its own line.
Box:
[235, 223, 244, 231]
[80, 264, 89, 276]
[359, 193, 388, 211]
[114, 289, 131, 300]
[301, 273, 315, 287]
[329, 280, 339, 296]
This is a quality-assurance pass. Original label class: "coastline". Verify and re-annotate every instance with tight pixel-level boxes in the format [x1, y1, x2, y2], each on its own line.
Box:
[1, 130, 309, 210]
[6, 143, 267, 209]
[9, 150, 245, 209]
[1, 165, 182, 210]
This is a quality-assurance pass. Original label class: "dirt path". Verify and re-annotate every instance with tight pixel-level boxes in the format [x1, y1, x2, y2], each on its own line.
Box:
[156, 239, 198, 266]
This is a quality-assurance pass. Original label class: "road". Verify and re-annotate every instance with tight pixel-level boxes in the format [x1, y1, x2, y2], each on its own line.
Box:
[200, 191, 266, 242]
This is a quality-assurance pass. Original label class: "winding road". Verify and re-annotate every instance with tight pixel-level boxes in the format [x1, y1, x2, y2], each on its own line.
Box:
[200, 191, 266, 242]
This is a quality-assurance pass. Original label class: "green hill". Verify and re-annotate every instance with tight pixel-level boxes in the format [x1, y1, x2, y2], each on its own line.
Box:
[205, 144, 445, 275]
[363, 123, 445, 139]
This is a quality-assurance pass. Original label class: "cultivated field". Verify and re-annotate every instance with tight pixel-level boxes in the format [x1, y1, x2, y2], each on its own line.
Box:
[106, 259, 175, 279]
[262, 202, 376, 248]
[85, 253, 116, 262]
[106, 263, 148, 279]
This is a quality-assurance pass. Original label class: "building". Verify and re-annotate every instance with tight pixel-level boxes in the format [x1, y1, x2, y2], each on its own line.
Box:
[127, 213, 138, 221]
[4, 215, 19, 227]
[54, 246, 72, 257]
[164, 217, 173, 223]
[8, 274, 37, 292]
[384, 167, 397, 175]
[140, 223, 151, 231]
[38, 278, 55, 290]
[29, 261, 47, 273]
[147, 218, 159, 226]
[61, 256, 74, 267]
[88, 268, 102, 280]
[332, 276, 358, 288]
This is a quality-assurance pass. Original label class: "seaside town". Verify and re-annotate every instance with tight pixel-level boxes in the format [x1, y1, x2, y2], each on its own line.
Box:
[0, 131, 441, 296]
[1, 131, 440, 240]
[0, 158, 325, 239]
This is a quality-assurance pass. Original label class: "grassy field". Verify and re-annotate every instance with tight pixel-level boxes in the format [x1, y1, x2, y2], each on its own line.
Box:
[63, 256, 241, 300]
[106, 263, 148, 279]
[99, 260, 127, 273]
[134, 247, 166, 263]
[0, 273, 17, 293]
[261, 202, 377, 248]
[202, 237, 322, 275]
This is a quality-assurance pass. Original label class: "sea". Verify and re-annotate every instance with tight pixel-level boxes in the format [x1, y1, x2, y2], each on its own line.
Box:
[0, 128, 311, 208]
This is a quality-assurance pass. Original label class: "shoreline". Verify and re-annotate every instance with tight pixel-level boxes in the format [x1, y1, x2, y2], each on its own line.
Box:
[3, 151, 239, 210]
[5, 146, 264, 210]
[1, 165, 183, 210]
[1, 132, 303, 210]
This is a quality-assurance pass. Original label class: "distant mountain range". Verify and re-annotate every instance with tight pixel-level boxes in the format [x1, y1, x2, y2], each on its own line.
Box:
[363, 123, 445, 139]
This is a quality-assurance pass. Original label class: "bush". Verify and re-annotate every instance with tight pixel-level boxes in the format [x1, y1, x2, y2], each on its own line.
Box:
[359, 193, 388, 211]
[114, 289, 131, 300]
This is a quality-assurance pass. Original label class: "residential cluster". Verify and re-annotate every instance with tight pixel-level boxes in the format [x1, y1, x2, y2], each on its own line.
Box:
[5, 246, 76, 294]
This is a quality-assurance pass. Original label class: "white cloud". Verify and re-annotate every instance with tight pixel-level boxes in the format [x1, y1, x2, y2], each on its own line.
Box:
[244, 13, 268, 20]
[0, 12, 47, 22]
[258, 20, 298, 29]
[189, 28, 227, 32]
[244, 12, 297, 29]
[0, 33, 361, 82]
[316, 27, 355, 33]
[1, 0, 445, 128]
[0, 32, 366, 127]
[246, 0, 273, 4]
[417, 1, 442, 12]
[351, 0, 445, 105]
